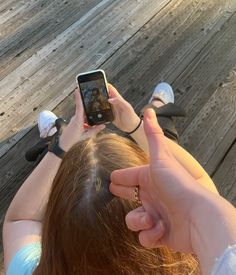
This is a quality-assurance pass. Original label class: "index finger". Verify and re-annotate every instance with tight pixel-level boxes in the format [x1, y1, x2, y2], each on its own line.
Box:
[110, 165, 149, 187]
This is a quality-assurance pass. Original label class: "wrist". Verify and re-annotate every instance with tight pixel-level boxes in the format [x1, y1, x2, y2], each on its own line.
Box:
[48, 134, 66, 159]
[58, 118, 80, 152]
[190, 192, 236, 274]
[123, 115, 141, 133]
[125, 118, 142, 135]
[58, 135, 70, 153]
[129, 122, 149, 153]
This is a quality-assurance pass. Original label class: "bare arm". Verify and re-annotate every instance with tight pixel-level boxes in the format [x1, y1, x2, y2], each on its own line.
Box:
[3, 152, 62, 268]
[4, 153, 62, 224]
[3, 89, 104, 270]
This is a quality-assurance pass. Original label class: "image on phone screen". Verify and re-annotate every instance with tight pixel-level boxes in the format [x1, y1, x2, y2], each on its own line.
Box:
[80, 79, 110, 114]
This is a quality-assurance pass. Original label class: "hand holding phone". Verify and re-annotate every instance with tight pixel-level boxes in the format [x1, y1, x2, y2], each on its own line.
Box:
[76, 70, 114, 126]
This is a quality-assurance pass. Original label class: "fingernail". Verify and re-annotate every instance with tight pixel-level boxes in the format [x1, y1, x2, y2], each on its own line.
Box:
[141, 215, 148, 225]
[149, 108, 156, 118]
[145, 108, 156, 120]
[84, 123, 89, 129]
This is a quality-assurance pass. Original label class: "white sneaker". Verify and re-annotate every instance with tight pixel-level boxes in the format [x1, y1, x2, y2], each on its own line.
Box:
[149, 82, 175, 104]
[38, 110, 58, 138]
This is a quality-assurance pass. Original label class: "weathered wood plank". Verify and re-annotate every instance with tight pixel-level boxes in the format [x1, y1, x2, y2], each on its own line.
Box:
[0, 0, 59, 26]
[213, 140, 236, 206]
[0, 0, 171, 155]
[171, 12, 236, 173]
[0, 0, 21, 10]
[173, 13, 236, 133]
[0, 0, 102, 77]
[0, 0, 49, 27]
[0, 0, 27, 19]
[179, 67, 236, 175]
[206, 120, 236, 175]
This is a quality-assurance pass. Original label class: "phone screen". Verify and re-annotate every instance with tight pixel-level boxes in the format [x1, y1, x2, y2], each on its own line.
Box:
[77, 71, 113, 125]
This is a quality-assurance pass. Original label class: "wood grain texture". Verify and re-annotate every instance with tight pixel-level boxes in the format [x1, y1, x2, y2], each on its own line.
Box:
[0, 0, 171, 155]
[179, 67, 236, 175]
[213, 140, 236, 206]
[173, 12, 236, 134]
[0, 0, 102, 77]
[206, 120, 236, 175]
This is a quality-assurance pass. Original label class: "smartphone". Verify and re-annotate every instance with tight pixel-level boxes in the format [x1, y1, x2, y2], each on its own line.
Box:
[76, 69, 114, 126]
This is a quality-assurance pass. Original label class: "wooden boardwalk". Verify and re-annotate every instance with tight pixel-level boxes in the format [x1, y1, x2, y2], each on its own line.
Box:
[0, 0, 236, 272]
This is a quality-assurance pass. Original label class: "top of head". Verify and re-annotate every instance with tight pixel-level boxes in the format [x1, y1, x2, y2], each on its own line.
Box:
[34, 133, 199, 275]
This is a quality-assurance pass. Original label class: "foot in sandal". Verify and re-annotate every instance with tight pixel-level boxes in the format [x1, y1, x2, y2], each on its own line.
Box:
[38, 110, 58, 138]
[149, 82, 175, 107]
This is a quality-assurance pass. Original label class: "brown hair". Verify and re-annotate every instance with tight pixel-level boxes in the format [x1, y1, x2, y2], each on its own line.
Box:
[34, 133, 199, 274]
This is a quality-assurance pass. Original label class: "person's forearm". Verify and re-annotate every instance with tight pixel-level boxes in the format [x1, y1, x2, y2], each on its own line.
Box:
[191, 192, 236, 275]
[130, 122, 149, 153]
[5, 152, 62, 222]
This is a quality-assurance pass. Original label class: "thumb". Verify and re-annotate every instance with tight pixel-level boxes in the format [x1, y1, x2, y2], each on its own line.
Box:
[108, 97, 129, 108]
[108, 98, 119, 105]
[74, 87, 84, 120]
[143, 108, 171, 164]
[107, 83, 122, 98]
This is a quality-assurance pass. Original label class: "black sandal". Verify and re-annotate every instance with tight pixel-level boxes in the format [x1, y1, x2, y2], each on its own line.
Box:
[25, 118, 67, 162]
[140, 103, 186, 143]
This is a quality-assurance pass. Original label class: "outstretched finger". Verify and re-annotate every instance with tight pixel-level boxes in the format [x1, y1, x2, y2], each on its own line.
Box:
[110, 165, 149, 187]
[143, 108, 171, 163]
[109, 182, 141, 201]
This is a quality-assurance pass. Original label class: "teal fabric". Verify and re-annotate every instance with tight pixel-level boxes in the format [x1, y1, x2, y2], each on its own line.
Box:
[7, 242, 41, 275]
